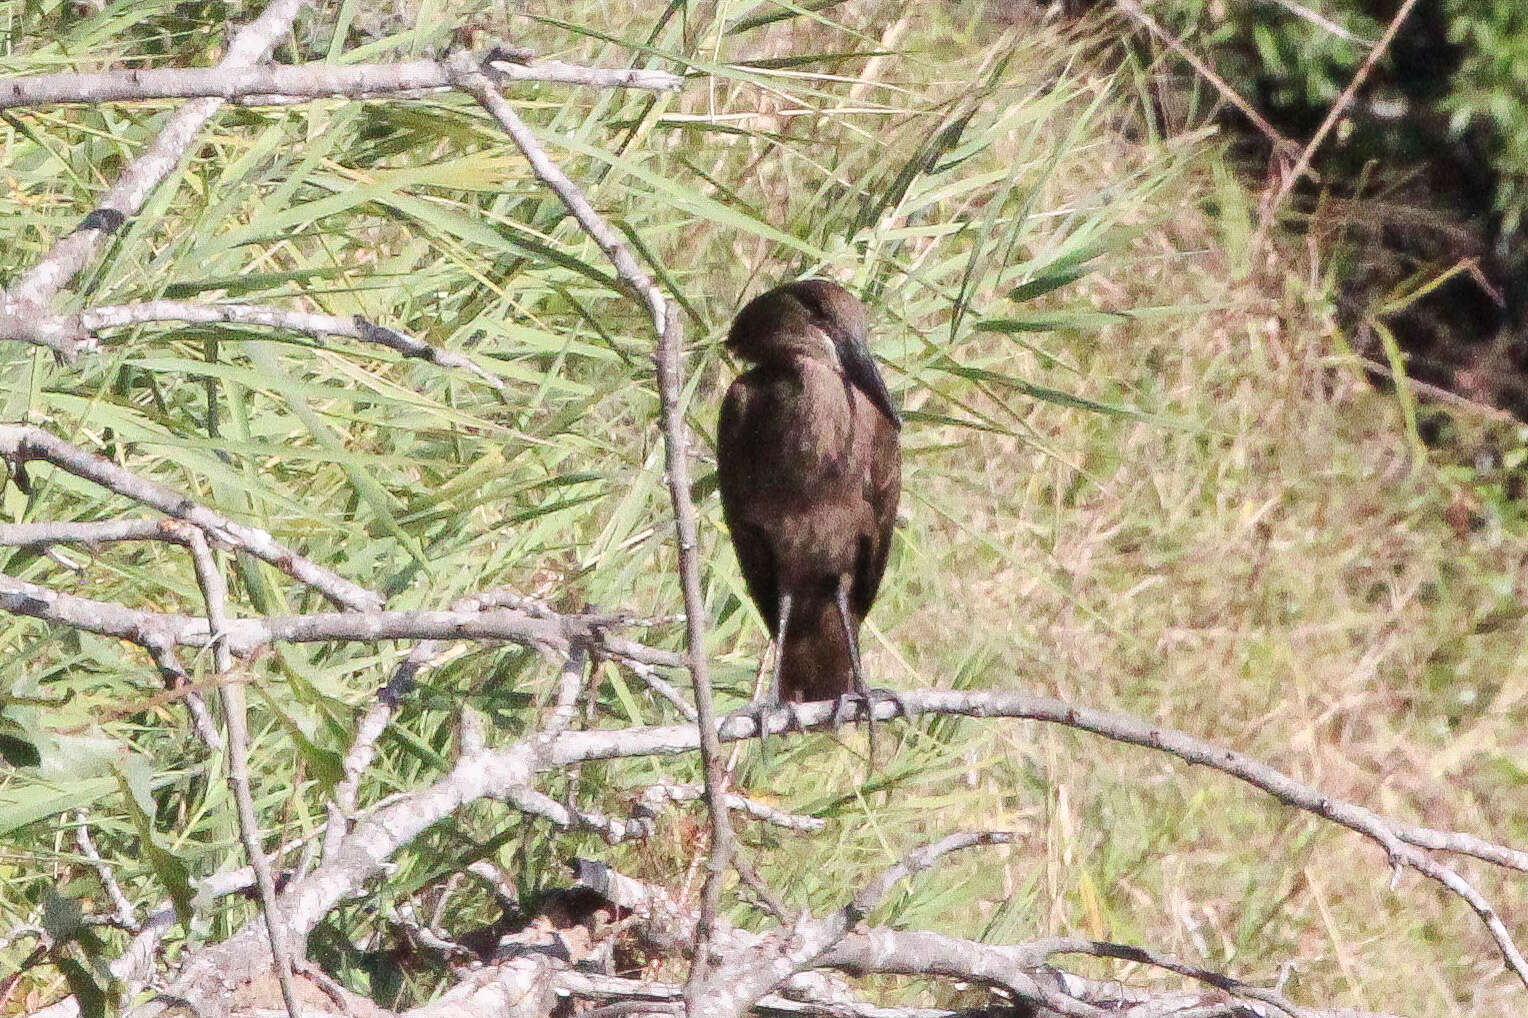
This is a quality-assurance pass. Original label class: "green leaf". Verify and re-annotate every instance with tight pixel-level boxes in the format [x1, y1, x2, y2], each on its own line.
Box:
[116, 766, 195, 927]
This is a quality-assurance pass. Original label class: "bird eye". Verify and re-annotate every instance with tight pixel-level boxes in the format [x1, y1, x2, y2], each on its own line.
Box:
[797, 293, 828, 322]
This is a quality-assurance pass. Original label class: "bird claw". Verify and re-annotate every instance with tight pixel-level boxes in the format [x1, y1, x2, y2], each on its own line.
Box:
[830, 687, 904, 726]
[830, 692, 863, 727]
[867, 686, 907, 721]
[728, 698, 804, 763]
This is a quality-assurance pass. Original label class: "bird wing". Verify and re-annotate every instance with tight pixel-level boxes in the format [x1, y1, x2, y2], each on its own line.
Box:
[717, 378, 781, 634]
[852, 401, 901, 619]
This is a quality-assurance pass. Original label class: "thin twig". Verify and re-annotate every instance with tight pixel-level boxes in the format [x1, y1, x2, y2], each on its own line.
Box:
[1260, 0, 1374, 45]
[464, 861, 521, 915]
[392, 902, 476, 961]
[1112, 0, 1298, 156]
[0, 571, 675, 665]
[75, 813, 139, 933]
[0, 301, 506, 386]
[323, 694, 398, 863]
[1255, 0, 1421, 239]
[0, 518, 209, 745]
[617, 657, 699, 722]
[682, 833, 1028, 1018]
[1352, 354, 1518, 425]
[639, 783, 824, 833]
[186, 531, 302, 1018]
[1023, 937, 1302, 1018]
[444, 58, 745, 999]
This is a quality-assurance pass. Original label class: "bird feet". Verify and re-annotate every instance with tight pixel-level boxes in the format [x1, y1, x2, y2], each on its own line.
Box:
[830, 686, 905, 726]
[728, 698, 805, 762]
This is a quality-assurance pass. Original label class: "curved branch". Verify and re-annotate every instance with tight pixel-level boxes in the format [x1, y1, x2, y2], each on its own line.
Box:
[444, 56, 743, 992]
[0, 425, 382, 610]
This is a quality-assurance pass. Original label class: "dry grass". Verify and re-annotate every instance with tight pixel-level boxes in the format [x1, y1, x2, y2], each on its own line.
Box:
[467, 4, 1528, 1013]
[806, 77, 1528, 1015]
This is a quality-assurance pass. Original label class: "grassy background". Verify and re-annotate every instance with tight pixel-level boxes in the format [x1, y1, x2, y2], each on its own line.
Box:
[1, 1, 1526, 1015]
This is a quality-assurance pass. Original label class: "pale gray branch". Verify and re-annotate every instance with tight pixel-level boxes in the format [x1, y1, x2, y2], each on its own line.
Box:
[686, 832, 1021, 1018]
[1259, 0, 1375, 43]
[0, 517, 188, 548]
[189, 528, 302, 1018]
[0, 301, 504, 387]
[111, 682, 1513, 1018]
[0, 50, 680, 111]
[93, 302, 503, 389]
[638, 783, 824, 833]
[75, 813, 138, 933]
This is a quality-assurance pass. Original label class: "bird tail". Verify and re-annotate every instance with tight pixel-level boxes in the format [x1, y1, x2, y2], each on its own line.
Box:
[778, 598, 855, 704]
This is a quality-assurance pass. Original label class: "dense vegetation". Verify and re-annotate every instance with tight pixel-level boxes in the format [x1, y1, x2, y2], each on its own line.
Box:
[1, 2, 1526, 1016]
[1153, 0, 1528, 236]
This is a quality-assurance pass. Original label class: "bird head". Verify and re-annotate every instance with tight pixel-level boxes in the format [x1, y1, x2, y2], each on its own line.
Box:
[726, 279, 899, 427]
[726, 279, 866, 364]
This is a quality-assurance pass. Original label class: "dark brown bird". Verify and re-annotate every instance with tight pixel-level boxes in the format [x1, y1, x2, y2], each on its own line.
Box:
[717, 279, 901, 722]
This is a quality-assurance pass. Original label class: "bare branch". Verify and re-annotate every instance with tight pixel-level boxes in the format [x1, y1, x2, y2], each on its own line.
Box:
[1112, 0, 1297, 156]
[561, 924, 1361, 1018]
[322, 630, 459, 862]
[398, 954, 560, 1018]
[614, 657, 699, 722]
[118, 677, 1519, 1018]
[184, 532, 302, 1018]
[0, 301, 505, 386]
[563, 864, 1377, 1016]
[0, 517, 191, 548]
[391, 901, 478, 962]
[0, 50, 680, 111]
[818, 928, 1322, 1018]
[853, 831, 1017, 918]
[465, 861, 522, 915]
[686, 833, 1020, 1018]
[561, 972, 960, 1018]
[555, 691, 1528, 985]
[545, 646, 591, 737]
[568, 859, 859, 1005]
[499, 784, 669, 845]
[638, 784, 824, 833]
[0, 572, 679, 669]
[1019, 938, 1302, 1018]
[508, 778, 828, 848]
[1260, 0, 1375, 44]
[0, 310, 95, 359]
